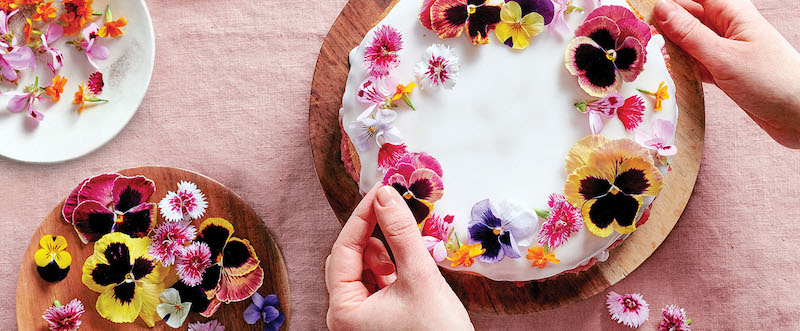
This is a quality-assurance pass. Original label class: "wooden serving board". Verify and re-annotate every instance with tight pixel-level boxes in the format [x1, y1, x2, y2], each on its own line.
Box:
[16, 167, 291, 330]
[309, 0, 704, 314]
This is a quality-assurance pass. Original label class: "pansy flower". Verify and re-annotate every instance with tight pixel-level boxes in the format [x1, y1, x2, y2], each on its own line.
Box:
[243, 293, 285, 331]
[446, 243, 485, 267]
[363, 25, 402, 78]
[80, 23, 110, 70]
[349, 108, 403, 152]
[535, 193, 582, 249]
[431, 0, 502, 45]
[42, 299, 84, 331]
[467, 199, 538, 263]
[82, 232, 174, 327]
[421, 213, 455, 262]
[635, 119, 677, 158]
[526, 246, 559, 268]
[564, 136, 664, 237]
[415, 44, 460, 89]
[63, 173, 157, 243]
[607, 291, 650, 328]
[35, 235, 72, 283]
[565, 5, 651, 97]
[382, 152, 444, 223]
[156, 288, 192, 328]
[660, 305, 691, 331]
[148, 219, 197, 266]
[158, 181, 209, 222]
[495, 0, 553, 49]
[176, 242, 212, 287]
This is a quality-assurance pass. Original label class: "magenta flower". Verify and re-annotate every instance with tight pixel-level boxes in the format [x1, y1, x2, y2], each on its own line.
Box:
[0, 40, 36, 81]
[578, 93, 624, 135]
[421, 214, 454, 262]
[382, 152, 444, 223]
[536, 193, 582, 249]
[364, 25, 402, 78]
[618, 95, 645, 131]
[158, 181, 209, 222]
[414, 44, 460, 89]
[40, 24, 64, 74]
[88, 71, 104, 94]
[549, 0, 571, 37]
[355, 76, 394, 119]
[80, 23, 110, 70]
[8, 84, 44, 121]
[0, 9, 17, 35]
[42, 299, 84, 331]
[188, 320, 225, 331]
[659, 305, 691, 331]
[176, 242, 212, 286]
[636, 119, 678, 157]
[607, 291, 649, 328]
[377, 143, 407, 171]
[148, 219, 197, 266]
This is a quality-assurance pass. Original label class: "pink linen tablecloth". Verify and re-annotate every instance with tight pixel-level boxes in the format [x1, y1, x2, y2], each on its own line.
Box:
[1, 0, 799, 329]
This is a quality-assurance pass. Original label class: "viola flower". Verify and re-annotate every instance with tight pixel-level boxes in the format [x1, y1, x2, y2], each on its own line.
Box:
[33, 1, 57, 22]
[88, 71, 104, 94]
[536, 193, 582, 249]
[575, 93, 624, 135]
[564, 136, 664, 237]
[377, 143, 408, 171]
[391, 82, 416, 110]
[8, 78, 45, 121]
[550, 0, 581, 37]
[421, 214, 455, 262]
[349, 108, 403, 152]
[607, 291, 650, 328]
[617, 95, 645, 131]
[45, 75, 67, 102]
[639, 81, 670, 112]
[382, 152, 444, 222]
[80, 23, 110, 70]
[156, 288, 192, 328]
[565, 5, 652, 97]
[431, 0, 502, 45]
[363, 25, 402, 78]
[42, 299, 84, 331]
[414, 44, 460, 89]
[65, 173, 157, 243]
[188, 320, 225, 331]
[446, 243, 485, 267]
[82, 233, 173, 327]
[40, 24, 64, 74]
[148, 219, 197, 266]
[526, 246, 559, 268]
[34, 235, 72, 283]
[60, 0, 95, 36]
[635, 119, 677, 158]
[176, 242, 212, 286]
[97, 5, 126, 38]
[243, 293, 285, 331]
[660, 305, 691, 331]
[158, 181, 209, 222]
[495, 0, 553, 49]
[468, 199, 538, 263]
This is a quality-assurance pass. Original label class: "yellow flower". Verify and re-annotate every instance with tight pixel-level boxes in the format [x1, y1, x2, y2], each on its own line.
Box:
[494, 1, 544, 50]
[98, 17, 127, 38]
[638, 82, 670, 112]
[34, 235, 71, 269]
[33, 1, 57, 22]
[446, 243, 485, 268]
[392, 83, 416, 110]
[526, 246, 559, 268]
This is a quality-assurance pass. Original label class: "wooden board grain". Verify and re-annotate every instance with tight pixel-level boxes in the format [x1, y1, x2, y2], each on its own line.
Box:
[16, 167, 291, 329]
[309, 0, 705, 314]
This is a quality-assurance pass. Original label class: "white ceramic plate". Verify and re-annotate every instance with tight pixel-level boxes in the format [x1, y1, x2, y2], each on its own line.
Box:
[0, 0, 155, 163]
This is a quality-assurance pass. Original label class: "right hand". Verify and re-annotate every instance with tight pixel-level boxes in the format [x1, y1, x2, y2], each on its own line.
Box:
[654, 0, 800, 148]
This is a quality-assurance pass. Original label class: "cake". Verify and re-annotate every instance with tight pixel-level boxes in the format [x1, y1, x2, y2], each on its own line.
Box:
[338, 0, 678, 282]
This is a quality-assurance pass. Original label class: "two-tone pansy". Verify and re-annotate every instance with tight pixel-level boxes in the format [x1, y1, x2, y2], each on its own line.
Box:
[467, 199, 538, 263]
[382, 152, 444, 223]
[565, 5, 651, 96]
[495, 0, 553, 49]
[421, 213, 455, 262]
[62, 173, 157, 244]
[35, 235, 72, 283]
[82, 232, 175, 327]
[563, 136, 663, 237]
[430, 0, 502, 45]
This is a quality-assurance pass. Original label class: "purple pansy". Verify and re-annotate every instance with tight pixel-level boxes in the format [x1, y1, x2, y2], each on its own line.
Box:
[468, 199, 538, 264]
[243, 293, 284, 331]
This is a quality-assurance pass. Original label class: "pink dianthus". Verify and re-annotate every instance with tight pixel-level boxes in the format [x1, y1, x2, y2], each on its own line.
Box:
[377, 143, 408, 171]
[536, 193, 583, 248]
[176, 242, 212, 286]
[42, 299, 84, 331]
[659, 305, 691, 331]
[148, 220, 197, 266]
[607, 291, 650, 328]
[618, 95, 645, 131]
[364, 25, 403, 78]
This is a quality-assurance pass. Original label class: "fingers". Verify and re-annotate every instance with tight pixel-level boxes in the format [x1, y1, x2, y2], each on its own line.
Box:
[654, 0, 725, 65]
[364, 237, 398, 288]
[673, 0, 704, 21]
[373, 186, 438, 278]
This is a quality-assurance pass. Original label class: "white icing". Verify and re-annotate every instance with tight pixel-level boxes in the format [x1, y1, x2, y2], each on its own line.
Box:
[340, 0, 679, 281]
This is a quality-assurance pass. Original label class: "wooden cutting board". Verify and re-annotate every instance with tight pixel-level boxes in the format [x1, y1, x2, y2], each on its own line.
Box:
[309, 0, 704, 314]
[16, 167, 291, 329]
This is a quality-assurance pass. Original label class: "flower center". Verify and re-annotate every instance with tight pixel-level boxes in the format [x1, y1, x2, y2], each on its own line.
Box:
[492, 227, 502, 235]
[124, 272, 136, 283]
[467, 4, 477, 15]
[367, 126, 377, 134]
[402, 191, 414, 199]
[624, 297, 638, 309]
[609, 185, 621, 194]
[605, 49, 617, 61]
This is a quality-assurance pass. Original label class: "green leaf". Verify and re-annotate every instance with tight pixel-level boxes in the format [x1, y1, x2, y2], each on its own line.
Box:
[534, 209, 550, 219]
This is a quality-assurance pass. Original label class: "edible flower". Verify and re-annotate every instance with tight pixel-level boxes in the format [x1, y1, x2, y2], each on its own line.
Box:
[414, 44, 460, 89]
[467, 199, 538, 264]
[526, 246, 559, 268]
[355, 76, 394, 119]
[73, 82, 108, 114]
[176, 242, 212, 286]
[8, 77, 45, 121]
[148, 219, 197, 266]
[33, 1, 57, 22]
[0, 0, 16, 13]
[535, 193, 582, 249]
[42, 299, 84, 331]
[575, 92, 624, 135]
[34, 235, 72, 282]
[617, 95, 645, 131]
[59, 0, 96, 36]
[0, 9, 17, 36]
[0, 37, 37, 81]
[349, 108, 403, 152]
[659, 305, 692, 331]
[377, 143, 408, 171]
[45, 75, 67, 102]
[188, 320, 225, 331]
[243, 293, 285, 331]
[391, 82, 416, 110]
[157, 288, 192, 328]
[382, 152, 444, 222]
[40, 23, 64, 73]
[431, 0, 502, 45]
[88, 71, 103, 94]
[158, 181, 209, 222]
[23, 18, 31, 44]
[97, 5, 126, 38]
[564, 136, 663, 237]
[421, 213, 455, 262]
[607, 291, 650, 328]
[635, 118, 678, 159]
[550, 0, 581, 37]
[363, 25, 402, 78]
[82, 232, 174, 327]
[447, 243, 485, 267]
[79, 23, 110, 70]
[638, 81, 669, 111]
[495, 0, 553, 49]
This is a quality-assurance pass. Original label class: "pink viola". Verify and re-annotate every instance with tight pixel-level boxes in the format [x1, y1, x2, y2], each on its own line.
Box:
[382, 152, 444, 223]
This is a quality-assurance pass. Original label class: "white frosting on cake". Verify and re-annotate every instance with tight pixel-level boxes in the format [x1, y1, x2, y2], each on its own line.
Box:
[340, 0, 679, 281]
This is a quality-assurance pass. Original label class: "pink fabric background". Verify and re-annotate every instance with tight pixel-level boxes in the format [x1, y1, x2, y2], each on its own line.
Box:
[1, 0, 799, 329]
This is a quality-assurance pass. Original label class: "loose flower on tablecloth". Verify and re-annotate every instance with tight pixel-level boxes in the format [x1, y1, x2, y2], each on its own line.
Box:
[659, 305, 692, 331]
[243, 293, 285, 331]
[468, 199, 538, 264]
[535, 193, 582, 249]
[494, 0, 553, 49]
[415, 44, 460, 89]
[34, 235, 72, 282]
[157, 288, 192, 328]
[607, 291, 649, 328]
[382, 152, 444, 223]
[158, 181, 209, 222]
[42, 299, 84, 331]
[430, 0, 502, 45]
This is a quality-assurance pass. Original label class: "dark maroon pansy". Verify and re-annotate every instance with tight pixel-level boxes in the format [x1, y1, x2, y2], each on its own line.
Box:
[431, 0, 502, 45]
[382, 152, 444, 223]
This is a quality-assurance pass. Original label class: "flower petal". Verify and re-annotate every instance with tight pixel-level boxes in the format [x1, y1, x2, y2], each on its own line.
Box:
[467, 4, 502, 44]
[565, 135, 610, 174]
[77, 173, 121, 207]
[112, 175, 156, 213]
[95, 282, 142, 324]
[575, 16, 620, 50]
[615, 36, 645, 82]
[159, 288, 182, 305]
[72, 200, 115, 243]
[565, 36, 621, 97]
[431, 0, 467, 39]
[215, 266, 264, 303]
[116, 202, 157, 239]
[243, 302, 262, 324]
[221, 237, 260, 277]
[62, 177, 91, 223]
[197, 218, 234, 263]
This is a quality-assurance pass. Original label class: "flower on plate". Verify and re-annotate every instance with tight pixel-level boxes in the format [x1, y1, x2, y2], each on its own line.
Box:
[421, 213, 455, 262]
[82, 232, 175, 326]
[42, 299, 84, 331]
[635, 119, 677, 158]
[158, 181, 209, 222]
[148, 219, 197, 266]
[468, 199, 538, 263]
[46, 75, 67, 102]
[98, 5, 126, 38]
[0, 0, 16, 13]
[243, 293, 285, 331]
[39, 23, 65, 74]
[88, 71, 104, 94]
[617, 95, 645, 131]
[0, 38, 36, 81]
[659, 305, 691, 331]
[391, 82, 416, 110]
[157, 288, 192, 328]
[8, 79, 45, 121]
[73, 81, 108, 114]
[576, 92, 624, 135]
[176, 242, 212, 286]
[495, 0, 553, 49]
[0, 9, 16, 36]
[23, 18, 32, 44]
[63, 173, 157, 243]
[349, 108, 403, 152]
[35, 235, 72, 283]
[431, 0, 502, 45]
[639, 81, 669, 112]
[565, 5, 652, 97]
[60, 0, 95, 36]
[550, 0, 581, 37]
[607, 291, 649, 328]
[364, 25, 402, 78]
[377, 143, 407, 171]
[536, 193, 582, 249]
[446, 243, 485, 267]
[33, 1, 57, 22]
[526, 246, 559, 268]
[80, 23, 110, 70]
[382, 152, 444, 222]
[188, 320, 225, 331]
[564, 136, 663, 237]
[415, 44, 460, 89]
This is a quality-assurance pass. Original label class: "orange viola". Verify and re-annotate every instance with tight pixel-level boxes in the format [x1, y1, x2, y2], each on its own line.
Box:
[46, 75, 67, 102]
[526, 246, 559, 268]
[33, 1, 57, 22]
[446, 243, 485, 268]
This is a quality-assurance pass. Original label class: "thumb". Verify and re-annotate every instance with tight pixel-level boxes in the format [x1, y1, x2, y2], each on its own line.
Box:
[654, 0, 723, 66]
[373, 186, 438, 278]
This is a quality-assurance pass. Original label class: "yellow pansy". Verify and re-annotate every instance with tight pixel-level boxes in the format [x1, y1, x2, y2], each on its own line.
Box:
[494, 1, 544, 50]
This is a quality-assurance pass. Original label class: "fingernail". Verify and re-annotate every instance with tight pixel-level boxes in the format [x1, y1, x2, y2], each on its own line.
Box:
[654, 0, 676, 22]
[376, 186, 398, 207]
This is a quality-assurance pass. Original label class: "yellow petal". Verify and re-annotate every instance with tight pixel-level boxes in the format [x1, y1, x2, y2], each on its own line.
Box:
[54, 251, 72, 269]
[581, 199, 616, 237]
[39, 235, 67, 251]
[520, 12, 544, 38]
[500, 1, 522, 22]
[137, 282, 165, 327]
[618, 157, 664, 197]
[494, 22, 514, 44]
[96, 285, 142, 324]
[34, 248, 52, 267]
[565, 135, 610, 175]
[588, 138, 653, 177]
[82, 254, 115, 293]
[509, 26, 530, 49]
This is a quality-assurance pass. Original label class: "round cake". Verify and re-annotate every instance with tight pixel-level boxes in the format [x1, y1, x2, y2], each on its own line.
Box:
[339, 0, 678, 281]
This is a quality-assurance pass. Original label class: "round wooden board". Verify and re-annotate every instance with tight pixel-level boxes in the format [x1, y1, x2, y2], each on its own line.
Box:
[16, 167, 291, 330]
[309, 0, 705, 314]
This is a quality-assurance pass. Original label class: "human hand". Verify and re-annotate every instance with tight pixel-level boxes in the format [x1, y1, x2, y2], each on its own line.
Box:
[654, 0, 800, 148]
[325, 184, 474, 331]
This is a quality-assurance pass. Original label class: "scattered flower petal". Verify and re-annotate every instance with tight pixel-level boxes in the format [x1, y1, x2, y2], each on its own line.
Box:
[635, 119, 677, 157]
[88, 71, 104, 94]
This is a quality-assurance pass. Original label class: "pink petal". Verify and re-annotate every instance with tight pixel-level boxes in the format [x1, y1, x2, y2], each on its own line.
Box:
[77, 173, 122, 206]
[44, 24, 63, 44]
[589, 111, 605, 135]
[431, 241, 447, 262]
[652, 119, 675, 141]
[28, 102, 43, 121]
[0, 60, 16, 81]
[421, 236, 439, 251]
[575, 16, 620, 41]
[7, 93, 28, 113]
[4, 46, 35, 70]
[659, 145, 678, 156]
[111, 175, 156, 212]
[62, 176, 91, 224]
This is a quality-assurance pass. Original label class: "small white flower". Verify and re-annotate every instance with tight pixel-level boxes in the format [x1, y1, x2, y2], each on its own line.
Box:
[415, 44, 460, 89]
[349, 108, 403, 151]
[157, 288, 191, 329]
[158, 181, 208, 222]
